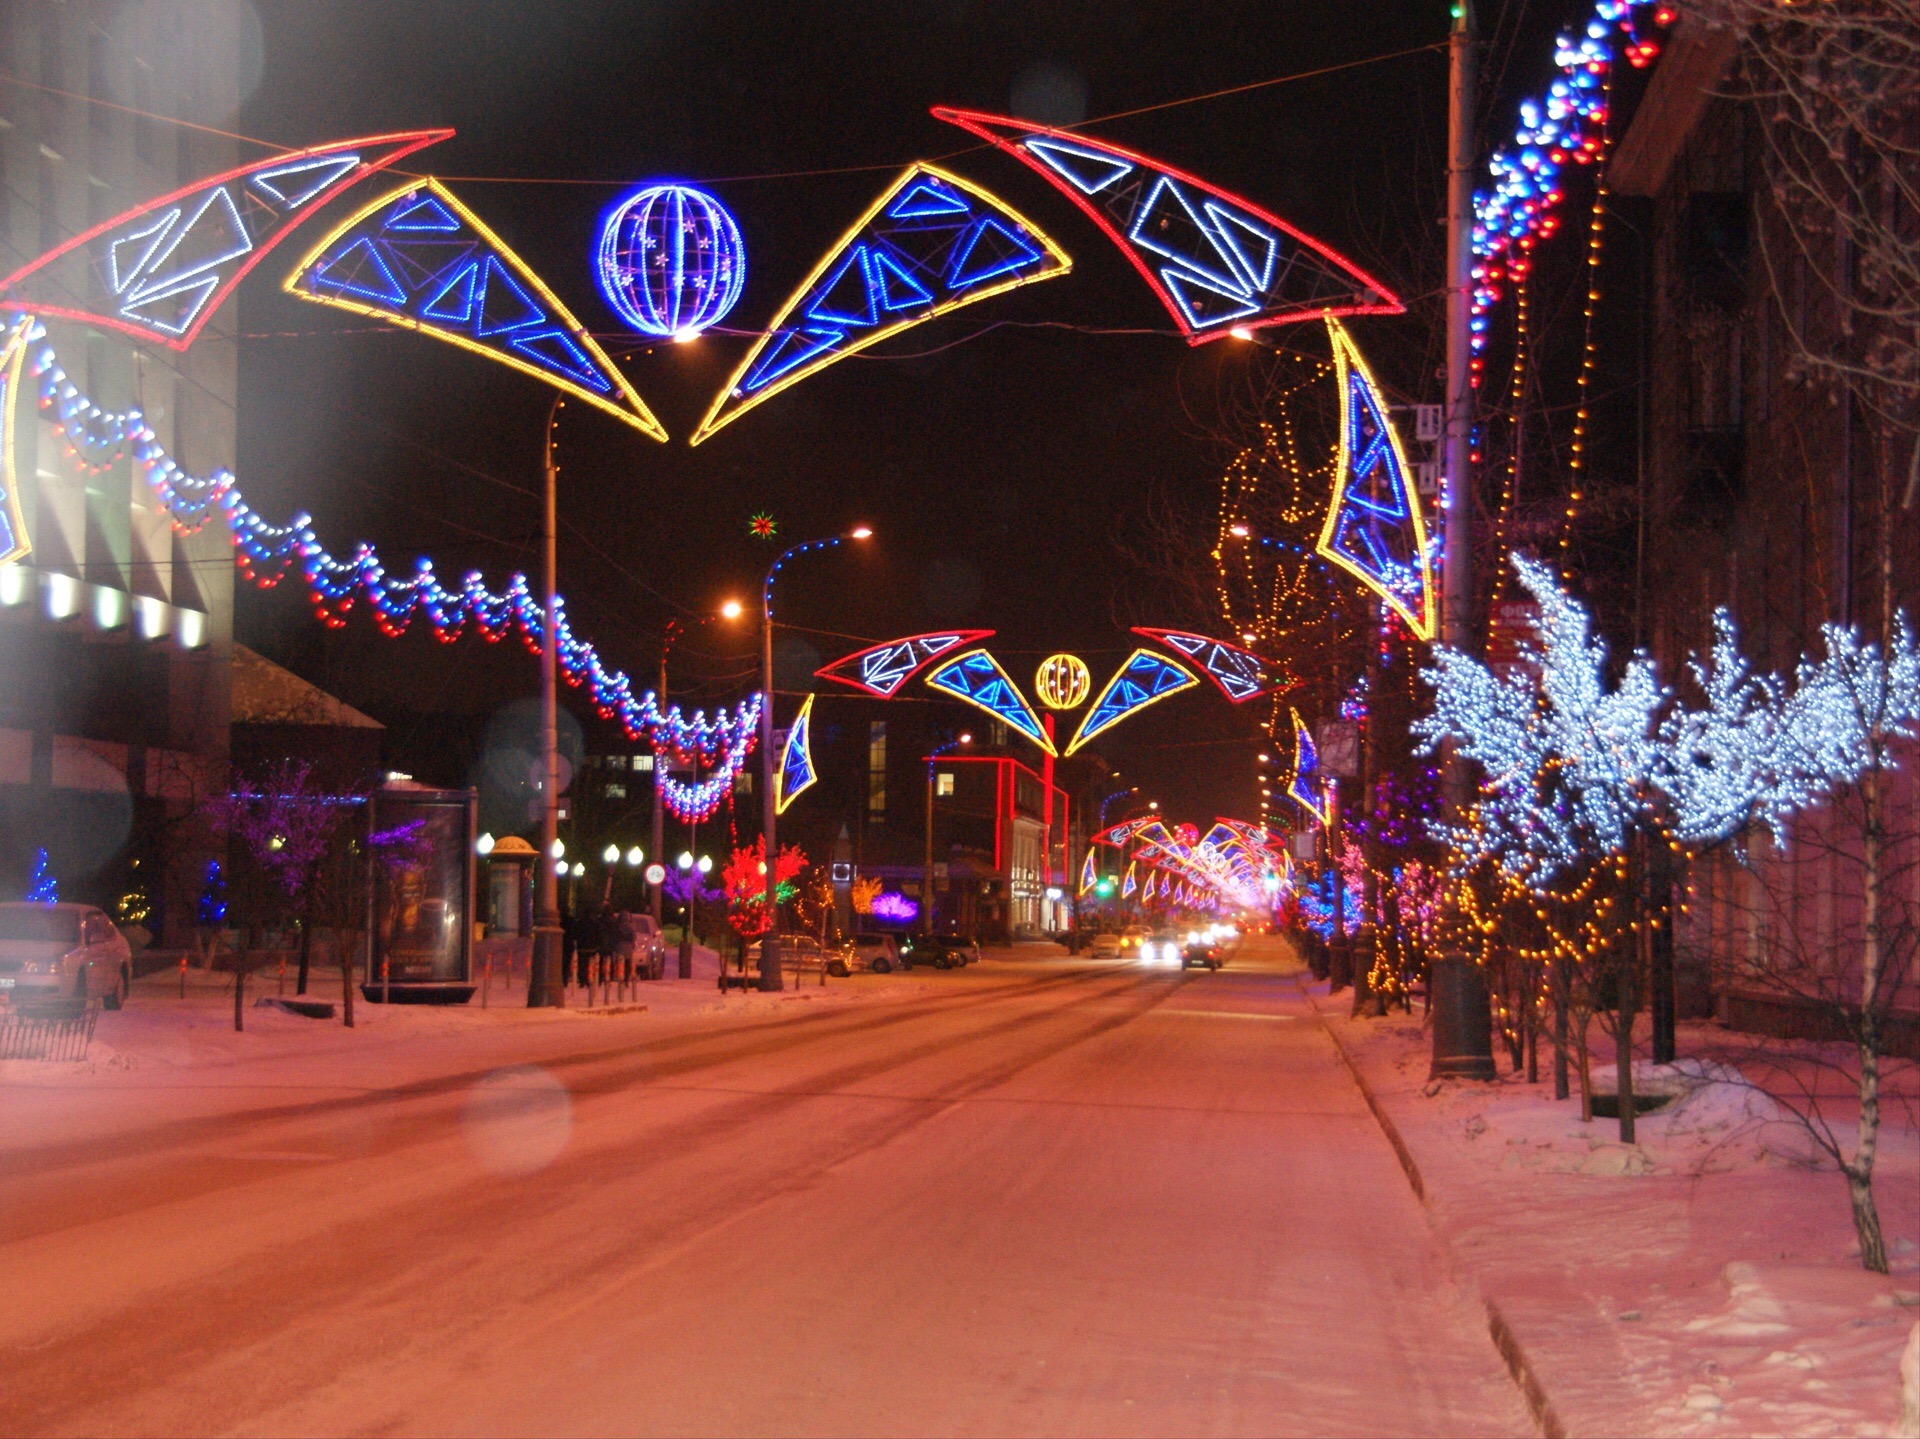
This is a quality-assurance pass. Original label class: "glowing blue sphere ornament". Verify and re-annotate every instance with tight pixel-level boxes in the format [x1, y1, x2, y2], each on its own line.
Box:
[596, 183, 746, 340]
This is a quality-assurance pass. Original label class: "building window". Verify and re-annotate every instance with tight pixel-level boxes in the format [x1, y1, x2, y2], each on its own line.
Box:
[936, 771, 954, 797]
[604, 783, 627, 800]
[868, 721, 887, 819]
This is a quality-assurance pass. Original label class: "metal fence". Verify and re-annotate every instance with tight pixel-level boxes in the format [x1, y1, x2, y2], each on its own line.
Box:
[0, 999, 100, 1062]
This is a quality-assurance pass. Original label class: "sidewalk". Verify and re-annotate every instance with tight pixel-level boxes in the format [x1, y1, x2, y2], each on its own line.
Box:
[1304, 979, 1920, 1437]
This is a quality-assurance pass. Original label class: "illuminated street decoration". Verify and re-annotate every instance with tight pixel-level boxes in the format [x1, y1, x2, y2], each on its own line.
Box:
[22, 326, 748, 820]
[0, 321, 32, 567]
[925, 648, 1055, 754]
[285, 179, 668, 441]
[1034, 652, 1091, 710]
[1131, 628, 1271, 702]
[1287, 709, 1331, 826]
[691, 164, 1070, 444]
[1079, 848, 1098, 895]
[815, 630, 994, 699]
[932, 108, 1401, 343]
[775, 694, 818, 815]
[1317, 317, 1436, 639]
[596, 183, 746, 339]
[1095, 817, 1172, 849]
[1122, 862, 1138, 900]
[1472, 2, 1665, 371]
[1101, 814, 1277, 911]
[0, 131, 449, 350]
[1064, 649, 1198, 757]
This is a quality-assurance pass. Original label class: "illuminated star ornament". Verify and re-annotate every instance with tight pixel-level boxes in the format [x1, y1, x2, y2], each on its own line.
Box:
[748, 512, 779, 541]
[815, 631, 994, 699]
[1132, 629, 1271, 702]
[924, 649, 1055, 755]
[691, 164, 1070, 444]
[775, 694, 818, 815]
[284, 179, 668, 440]
[932, 109, 1401, 342]
[1065, 649, 1198, 756]
[0, 131, 450, 349]
[1317, 317, 1437, 640]
[1287, 709, 1331, 827]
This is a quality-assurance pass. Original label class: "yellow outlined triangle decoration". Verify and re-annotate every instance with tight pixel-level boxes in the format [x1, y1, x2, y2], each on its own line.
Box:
[1064, 648, 1199, 756]
[0, 320, 32, 568]
[775, 693, 818, 815]
[1316, 316, 1435, 639]
[284, 179, 668, 441]
[691, 164, 1070, 446]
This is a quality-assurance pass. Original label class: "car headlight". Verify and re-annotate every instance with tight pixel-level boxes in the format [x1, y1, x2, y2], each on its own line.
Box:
[1139, 942, 1157, 962]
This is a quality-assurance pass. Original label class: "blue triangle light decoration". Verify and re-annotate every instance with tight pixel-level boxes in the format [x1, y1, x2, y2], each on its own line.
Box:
[1064, 649, 1199, 756]
[692, 164, 1070, 444]
[1316, 316, 1437, 639]
[284, 179, 668, 441]
[924, 648, 1055, 755]
[775, 694, 819, 815]
[1287, 708, 1331, 827]
[0, 320, 32, 568]
[932, 109, 1402, 344]
[1079, 847, 1099, 896]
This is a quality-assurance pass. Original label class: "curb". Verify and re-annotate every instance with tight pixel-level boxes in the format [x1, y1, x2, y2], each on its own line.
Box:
[1303, 982, 1568, 1439]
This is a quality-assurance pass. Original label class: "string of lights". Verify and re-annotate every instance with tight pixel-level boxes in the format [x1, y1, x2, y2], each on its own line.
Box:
[24, 321, 761, 821]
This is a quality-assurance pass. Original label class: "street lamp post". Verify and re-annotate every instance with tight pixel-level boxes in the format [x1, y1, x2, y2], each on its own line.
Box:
[530, 394, 564, 1008]
[650, 618, 679, 937]
[758, 527, 872, 991]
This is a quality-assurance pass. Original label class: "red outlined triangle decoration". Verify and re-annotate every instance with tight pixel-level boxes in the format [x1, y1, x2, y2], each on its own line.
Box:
[284, 179, 668, 441]
[1131, 628, 1272, 702]
[931, 109, 1401, 343]
[1317, 316, 1436, 639]
[0, 131, 450, 351]
[815, 630, 995, 699]
[691, 164, 1069, 445]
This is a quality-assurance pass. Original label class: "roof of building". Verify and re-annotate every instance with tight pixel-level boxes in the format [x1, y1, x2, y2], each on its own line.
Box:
[230, 646, 384, 730]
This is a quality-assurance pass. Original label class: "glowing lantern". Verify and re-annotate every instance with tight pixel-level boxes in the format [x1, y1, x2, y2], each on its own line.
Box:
[596, 183, 746, 340]
[1034, 653, 1090, 710]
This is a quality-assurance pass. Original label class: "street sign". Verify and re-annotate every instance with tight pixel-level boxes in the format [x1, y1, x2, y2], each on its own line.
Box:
[1316, 721, 1359, 778]
[1486, 599, 1543, 681]
[644, 863, 666, 885]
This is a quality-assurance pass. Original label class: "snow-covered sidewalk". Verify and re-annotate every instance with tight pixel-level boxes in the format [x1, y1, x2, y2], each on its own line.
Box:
[1305, 980, 1920, 1437]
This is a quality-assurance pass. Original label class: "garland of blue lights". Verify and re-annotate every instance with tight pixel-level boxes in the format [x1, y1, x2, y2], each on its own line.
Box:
[1470, 1, 1666, 378]
[24, 322, 759, 822]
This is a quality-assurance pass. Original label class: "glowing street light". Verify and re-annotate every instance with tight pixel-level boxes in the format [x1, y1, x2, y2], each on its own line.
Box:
[602, 843, 620, 865]
[625, 845, 644, 867]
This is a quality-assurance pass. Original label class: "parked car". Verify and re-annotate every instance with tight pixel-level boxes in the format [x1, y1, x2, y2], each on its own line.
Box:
[844, 934, 902, 975]
[620, 912, 669, 979]
[898, 934, 973, 970]
[0, 903, 132, 1009]
[736, 934, 838, 984]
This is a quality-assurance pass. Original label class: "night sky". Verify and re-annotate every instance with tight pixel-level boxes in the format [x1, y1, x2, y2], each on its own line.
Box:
[224, 1, 1537, 823]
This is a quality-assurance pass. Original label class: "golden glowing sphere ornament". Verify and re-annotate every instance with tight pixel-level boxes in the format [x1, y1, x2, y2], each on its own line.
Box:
[1034, 653, 1090, 710]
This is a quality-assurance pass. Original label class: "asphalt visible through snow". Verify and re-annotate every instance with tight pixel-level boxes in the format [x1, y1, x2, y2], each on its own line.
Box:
[0, 941, 1531, 1437]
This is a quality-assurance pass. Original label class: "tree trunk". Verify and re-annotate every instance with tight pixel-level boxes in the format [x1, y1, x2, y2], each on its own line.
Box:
[296, 918, 312, 996]
[1575, 1010, 1593, 1122]
[1553, 964, 1570, 1101]
[1849, 756, 1887, 1272]
[339, 927, 357, 1029]
[1615, 998, 1637, 1144]
[233, 931, 252, 1033]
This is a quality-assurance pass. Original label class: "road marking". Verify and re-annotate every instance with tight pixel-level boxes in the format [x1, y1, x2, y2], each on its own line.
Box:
[1152, 1009, 1297, 1021]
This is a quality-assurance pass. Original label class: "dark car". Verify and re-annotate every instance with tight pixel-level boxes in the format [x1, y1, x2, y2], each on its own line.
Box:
[898, 934, 973, 970]
[1181, 935, 1226, 971]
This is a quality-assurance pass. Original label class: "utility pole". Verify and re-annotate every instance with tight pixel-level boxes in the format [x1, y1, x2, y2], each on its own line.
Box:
[1431, 0, 1496, 1078]
[651, 621, 677, 939]
[529, 395, 564, 1008]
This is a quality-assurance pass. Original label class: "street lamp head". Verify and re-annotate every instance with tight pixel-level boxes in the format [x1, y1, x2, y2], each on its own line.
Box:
[697, 855, 714, 875]
[550, 839, 566, 859]
[602, 844, 620, 865]
[719, 598, 744, 621]
[1229, 524, 1250, 538]
[625, 845, 644, 867]
[847, 525, 873, 541]
[677, 851, 694, 871]
[1148, 801, 1159, 810]
[958, 732, 972, 745]
[571, 861, 585, 877]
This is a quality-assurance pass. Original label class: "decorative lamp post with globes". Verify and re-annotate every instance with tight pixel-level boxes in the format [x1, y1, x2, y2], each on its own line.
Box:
[757, 526, 872, 991]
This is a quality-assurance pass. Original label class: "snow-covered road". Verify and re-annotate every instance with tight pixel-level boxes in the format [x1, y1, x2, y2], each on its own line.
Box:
[0, 943, 1530, 1437]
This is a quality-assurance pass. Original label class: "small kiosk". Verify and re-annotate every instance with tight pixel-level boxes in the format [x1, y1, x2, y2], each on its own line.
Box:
[365, 782, 477, 1004]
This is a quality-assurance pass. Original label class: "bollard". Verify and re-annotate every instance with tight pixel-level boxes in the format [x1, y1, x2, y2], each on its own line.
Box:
[481, 952, 492, 1009]
[180, 953, 188, 999]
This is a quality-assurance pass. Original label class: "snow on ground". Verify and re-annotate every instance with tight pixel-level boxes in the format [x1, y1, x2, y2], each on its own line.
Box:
[1310, 983, 1920, 1437]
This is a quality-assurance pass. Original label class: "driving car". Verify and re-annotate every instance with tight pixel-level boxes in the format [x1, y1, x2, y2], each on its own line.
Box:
[0, 903, 133, 1009]
[1137, 930, 1184, 968]
[898, 934, 973, 970]
[1117, 926, 1150, 957]
[1179, 934, 1226, 971]
[1087, 931, 1122, 958]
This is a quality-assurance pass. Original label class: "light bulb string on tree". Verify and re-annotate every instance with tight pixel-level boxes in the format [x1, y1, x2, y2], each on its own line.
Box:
[1489, 272, 1530, 595]
[23, 325, 760, 820]
[1561, 84, 1614, 580]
